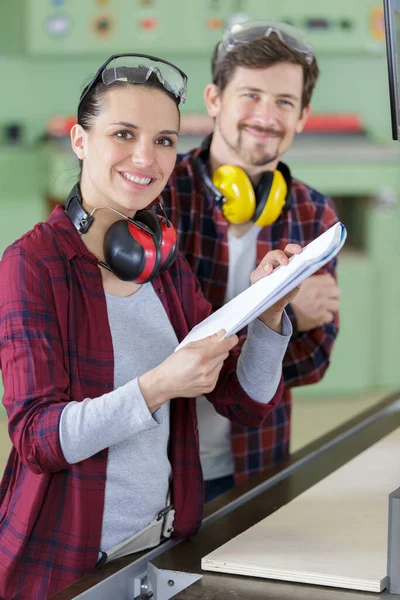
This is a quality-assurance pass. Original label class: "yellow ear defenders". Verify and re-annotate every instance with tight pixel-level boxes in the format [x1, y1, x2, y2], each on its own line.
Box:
[212, 165, 287, 227]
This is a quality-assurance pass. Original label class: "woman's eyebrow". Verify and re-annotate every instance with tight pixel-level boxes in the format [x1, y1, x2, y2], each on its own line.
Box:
[109, 121, 138, 128]
[159, 129, 179, 136]
[109, 122, 178, 136]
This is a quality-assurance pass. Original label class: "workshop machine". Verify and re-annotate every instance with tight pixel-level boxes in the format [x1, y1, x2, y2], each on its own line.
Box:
[48, 393, 400, 599]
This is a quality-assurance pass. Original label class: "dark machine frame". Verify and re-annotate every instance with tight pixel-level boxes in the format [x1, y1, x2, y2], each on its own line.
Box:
[384, 0, 400, 140]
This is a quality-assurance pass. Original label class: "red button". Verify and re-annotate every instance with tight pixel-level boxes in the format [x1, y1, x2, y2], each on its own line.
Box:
[140, 18, 157, 30]
[206, 18, 224, 30]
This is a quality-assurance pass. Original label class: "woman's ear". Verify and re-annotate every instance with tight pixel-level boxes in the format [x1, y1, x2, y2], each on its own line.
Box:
[70, 124, 87, 160]
[204, 83, 222, 118]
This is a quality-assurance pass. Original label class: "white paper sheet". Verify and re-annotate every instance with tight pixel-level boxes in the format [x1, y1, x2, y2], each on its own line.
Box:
[176, 222, 346, 350]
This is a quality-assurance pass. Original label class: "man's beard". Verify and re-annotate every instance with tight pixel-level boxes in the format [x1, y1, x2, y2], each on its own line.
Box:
[218, 121, 284, 167]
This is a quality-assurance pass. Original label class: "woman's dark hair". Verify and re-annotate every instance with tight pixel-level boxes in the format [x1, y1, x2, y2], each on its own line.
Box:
[78, 72, 180, 131]
[211, 35, 319, 110]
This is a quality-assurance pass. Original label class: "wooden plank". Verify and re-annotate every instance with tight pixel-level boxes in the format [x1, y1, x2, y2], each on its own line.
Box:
[202, 428, 400, 592]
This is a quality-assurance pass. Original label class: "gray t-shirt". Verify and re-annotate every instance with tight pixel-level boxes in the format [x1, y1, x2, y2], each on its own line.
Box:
[60, 284, 178, 551]
[59, 282, 291, 552]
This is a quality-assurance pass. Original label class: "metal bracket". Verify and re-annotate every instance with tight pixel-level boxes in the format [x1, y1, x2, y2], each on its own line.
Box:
[387, 486, 400, 593]
[133, 563, 202, 600]
[132, 571, 153, 599]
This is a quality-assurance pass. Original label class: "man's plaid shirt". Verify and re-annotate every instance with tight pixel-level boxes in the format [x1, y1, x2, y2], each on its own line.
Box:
[160, 143, 339, 483]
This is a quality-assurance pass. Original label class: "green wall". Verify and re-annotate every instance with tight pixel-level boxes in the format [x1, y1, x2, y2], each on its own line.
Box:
[0, 53, 393, 144]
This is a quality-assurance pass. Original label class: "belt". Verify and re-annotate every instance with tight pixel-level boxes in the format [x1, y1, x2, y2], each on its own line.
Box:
[97, 503, 175, 566]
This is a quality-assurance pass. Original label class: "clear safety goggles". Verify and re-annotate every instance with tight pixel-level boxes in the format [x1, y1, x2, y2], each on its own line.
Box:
[215, 20, 314, 66]
[78, 53, 188, 116]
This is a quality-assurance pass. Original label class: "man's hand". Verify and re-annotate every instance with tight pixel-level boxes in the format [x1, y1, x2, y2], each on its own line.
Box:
[290, 273, 340, 332]
[250, 244, 302, 333]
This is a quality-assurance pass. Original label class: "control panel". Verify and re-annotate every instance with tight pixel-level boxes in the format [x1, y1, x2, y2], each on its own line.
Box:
[1, 0, 385, 56]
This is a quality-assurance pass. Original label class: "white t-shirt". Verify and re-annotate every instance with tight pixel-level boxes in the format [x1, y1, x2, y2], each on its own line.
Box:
[196, 225, 261, 481]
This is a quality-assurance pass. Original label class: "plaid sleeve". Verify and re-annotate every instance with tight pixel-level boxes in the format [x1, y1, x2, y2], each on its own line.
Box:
[283, 197, 339, 387]
[0, 244, 71, 473]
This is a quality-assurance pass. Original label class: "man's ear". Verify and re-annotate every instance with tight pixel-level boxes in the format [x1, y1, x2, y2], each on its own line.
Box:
[70, 124, 87, 160]
[204, 83, 222, 118]
[296, 104, 311, 134]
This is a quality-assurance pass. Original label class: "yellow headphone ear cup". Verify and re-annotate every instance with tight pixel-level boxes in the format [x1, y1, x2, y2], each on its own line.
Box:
[254, 169, 287, 227]
[212, 165, 256, 224]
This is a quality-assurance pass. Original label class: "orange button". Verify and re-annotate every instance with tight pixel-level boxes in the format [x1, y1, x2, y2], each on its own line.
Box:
[206, 18, 224, 30]
[140, 18, 157, 30]
[370, 5, 385, 41]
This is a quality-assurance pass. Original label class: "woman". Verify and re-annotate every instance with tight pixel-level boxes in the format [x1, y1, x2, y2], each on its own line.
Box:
[0, 54, 299, 599]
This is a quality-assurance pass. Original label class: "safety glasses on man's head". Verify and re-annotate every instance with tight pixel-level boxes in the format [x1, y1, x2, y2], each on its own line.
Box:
[215, 20, 314, 66]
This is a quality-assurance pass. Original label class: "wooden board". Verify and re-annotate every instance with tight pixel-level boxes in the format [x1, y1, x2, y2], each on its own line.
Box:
[202, 428, 400, 592]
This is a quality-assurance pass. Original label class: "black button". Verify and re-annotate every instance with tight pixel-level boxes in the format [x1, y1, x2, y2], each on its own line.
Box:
[340, 19, 353, 29]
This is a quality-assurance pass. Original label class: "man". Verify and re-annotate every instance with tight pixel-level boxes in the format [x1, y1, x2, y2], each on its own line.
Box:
[160, 21, 340, 502]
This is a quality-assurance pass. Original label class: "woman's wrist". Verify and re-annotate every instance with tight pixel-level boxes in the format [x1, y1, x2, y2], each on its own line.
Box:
[138, 366, 169, 413]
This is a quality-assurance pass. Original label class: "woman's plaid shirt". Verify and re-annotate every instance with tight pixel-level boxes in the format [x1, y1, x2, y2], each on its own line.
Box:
[0, 206, 283, 599]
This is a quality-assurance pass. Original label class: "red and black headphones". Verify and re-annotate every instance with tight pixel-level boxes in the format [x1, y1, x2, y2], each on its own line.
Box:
[65, 184, 178, 283]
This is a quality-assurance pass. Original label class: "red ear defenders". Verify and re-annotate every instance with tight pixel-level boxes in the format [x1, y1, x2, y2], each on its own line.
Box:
[65, 184, 177, 283]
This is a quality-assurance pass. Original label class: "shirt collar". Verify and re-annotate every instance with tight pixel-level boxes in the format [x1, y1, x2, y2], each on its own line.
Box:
[47, 204, 98, 263]
[193, 135, 218, 208]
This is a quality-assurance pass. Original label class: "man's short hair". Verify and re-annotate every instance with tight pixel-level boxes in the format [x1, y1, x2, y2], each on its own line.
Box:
[211, 35, 319, 110]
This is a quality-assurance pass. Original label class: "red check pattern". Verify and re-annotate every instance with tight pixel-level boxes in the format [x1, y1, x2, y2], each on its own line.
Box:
[0, 206, 283, 599]
[160, 142, 339, 483]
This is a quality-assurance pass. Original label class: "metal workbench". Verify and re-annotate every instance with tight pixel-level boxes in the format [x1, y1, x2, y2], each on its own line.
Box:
[49, 392, 400, 600]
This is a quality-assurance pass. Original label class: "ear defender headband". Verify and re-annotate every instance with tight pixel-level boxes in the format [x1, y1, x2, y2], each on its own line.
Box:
[65, 184, 178, 283]
[193, 141, 292, 227]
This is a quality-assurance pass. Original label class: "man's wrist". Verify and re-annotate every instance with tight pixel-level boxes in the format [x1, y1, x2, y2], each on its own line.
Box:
[257, 310, 283, 334]
[285, 303, 300, 333]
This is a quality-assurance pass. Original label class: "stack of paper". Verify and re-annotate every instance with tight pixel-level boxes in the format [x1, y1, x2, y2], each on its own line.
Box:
[176, 222, 346, 350]
[201, 428, 400, 592]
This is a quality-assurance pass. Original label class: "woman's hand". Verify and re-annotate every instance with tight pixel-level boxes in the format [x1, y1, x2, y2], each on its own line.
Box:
[250, 243, 302, 333]
[138, 330, 239, 412]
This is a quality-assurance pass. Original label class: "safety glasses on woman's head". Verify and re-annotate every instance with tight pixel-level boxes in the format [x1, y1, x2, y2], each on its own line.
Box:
[216, 20, 314, 66]
[78, 53, 188, 118]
